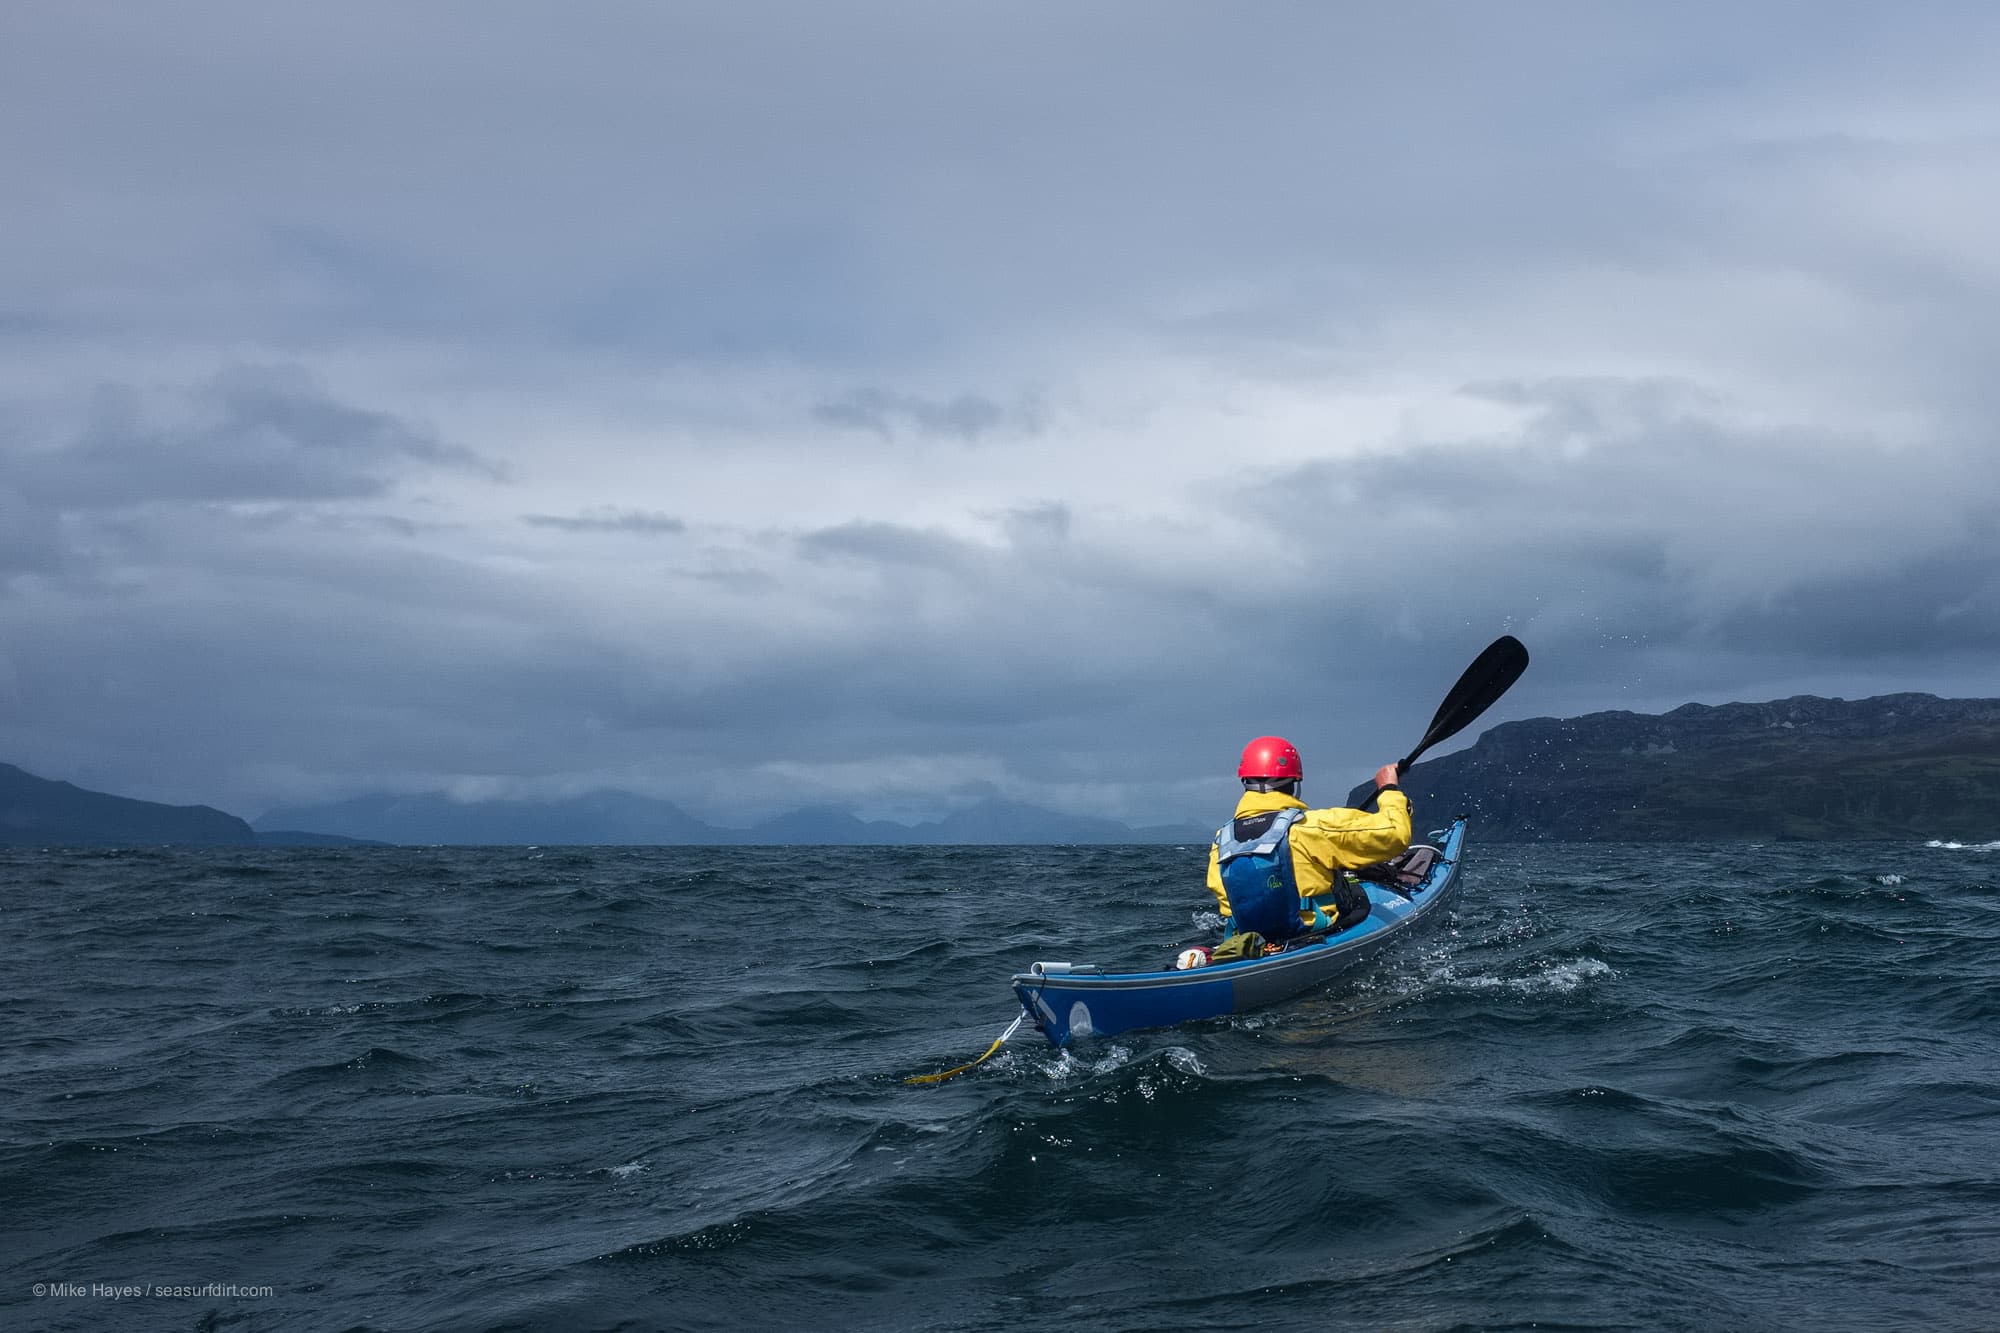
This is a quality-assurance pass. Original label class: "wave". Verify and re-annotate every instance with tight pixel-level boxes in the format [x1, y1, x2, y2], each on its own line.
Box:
[9, 839, 2000, 1332]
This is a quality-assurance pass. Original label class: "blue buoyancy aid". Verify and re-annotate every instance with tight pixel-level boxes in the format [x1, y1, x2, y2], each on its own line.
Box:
[1214, 807, 1310, 942]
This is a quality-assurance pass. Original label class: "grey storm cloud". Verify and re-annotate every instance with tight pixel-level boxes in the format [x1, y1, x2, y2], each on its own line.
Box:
[4, 4, 2000, 823]
[793, 505, 1076, 579]
[998, 503, 1071, 545]
[9, 366, 493, 511]
[1227, 374, 2000, 708]
[521, 508, 686, 536]
[0, 489, 62, 577]
[23, 3, 1978, 365]
[811, 388, 1045, 442]
[1714, 553, 2000, 658]
[796, 520, 975, 568]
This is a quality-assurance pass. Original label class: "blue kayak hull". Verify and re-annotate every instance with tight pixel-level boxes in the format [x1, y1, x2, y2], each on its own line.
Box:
[1011, 819, 1467, 1046]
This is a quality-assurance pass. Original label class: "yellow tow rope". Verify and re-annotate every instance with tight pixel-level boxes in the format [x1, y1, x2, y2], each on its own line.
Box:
[905, 1014, 1026, 1085]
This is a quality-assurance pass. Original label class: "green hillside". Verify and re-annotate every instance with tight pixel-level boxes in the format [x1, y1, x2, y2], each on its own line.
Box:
[1384, 693, 2000, 841]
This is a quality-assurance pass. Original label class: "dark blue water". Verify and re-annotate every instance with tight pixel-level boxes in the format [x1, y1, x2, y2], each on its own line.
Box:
[3, 837, 1996, 1331]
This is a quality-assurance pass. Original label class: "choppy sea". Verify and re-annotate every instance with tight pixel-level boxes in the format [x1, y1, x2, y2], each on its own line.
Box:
[2, 836, 1996, 1331]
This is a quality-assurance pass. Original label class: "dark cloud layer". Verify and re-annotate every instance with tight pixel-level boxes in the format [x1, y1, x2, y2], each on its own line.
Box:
[796, 520, 974, 568]
[812, 388, 1044, 442]
[521, 509, 685, 536]
[3, 5, 1998, 823]
[9, 367, 491, 512]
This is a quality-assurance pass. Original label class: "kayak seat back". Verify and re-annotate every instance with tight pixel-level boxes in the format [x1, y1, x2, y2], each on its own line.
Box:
[1355, 843, 1445, 893]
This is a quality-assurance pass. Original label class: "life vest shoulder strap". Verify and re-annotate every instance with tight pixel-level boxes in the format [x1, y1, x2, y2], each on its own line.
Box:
[1216, 806, 1307, 860]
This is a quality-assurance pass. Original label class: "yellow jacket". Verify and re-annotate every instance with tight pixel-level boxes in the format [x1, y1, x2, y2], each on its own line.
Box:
[1205, 787, 1413, 933]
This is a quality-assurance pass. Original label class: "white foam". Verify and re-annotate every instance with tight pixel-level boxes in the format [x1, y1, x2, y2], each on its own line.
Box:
[1042, 1043, 1133, 1082]
[1446, 956, 1613, 996]
[1926, 839, 2000, 850]
[1876, 874, 1904, 886]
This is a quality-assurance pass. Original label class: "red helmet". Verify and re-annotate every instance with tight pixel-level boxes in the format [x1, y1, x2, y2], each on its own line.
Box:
[1237, 735, 1302, 780]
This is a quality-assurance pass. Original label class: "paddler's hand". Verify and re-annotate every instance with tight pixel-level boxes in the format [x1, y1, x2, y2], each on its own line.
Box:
[1374, 763, 1401, 791]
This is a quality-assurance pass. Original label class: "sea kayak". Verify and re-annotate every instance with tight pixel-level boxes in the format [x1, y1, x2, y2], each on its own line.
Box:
[1011, 818, 1468, 1046]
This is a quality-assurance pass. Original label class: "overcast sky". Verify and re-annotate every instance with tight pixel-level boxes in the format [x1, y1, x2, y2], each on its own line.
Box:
[3, 2, 1997, 825]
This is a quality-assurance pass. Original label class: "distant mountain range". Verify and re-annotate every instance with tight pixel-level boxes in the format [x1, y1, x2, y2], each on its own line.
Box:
[0, 763, 377, 847]
[253, 790, 721, 846]
[251, 792, 1210, 846]
[1352, 692, 2000, 841]
[0, 763, 1209, 847]
[10, 690, 1998, 847]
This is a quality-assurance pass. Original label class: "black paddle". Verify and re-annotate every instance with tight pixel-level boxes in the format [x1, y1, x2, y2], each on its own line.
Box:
[1355, 634, 1530, 808]
[1399, 634, 1530, 773]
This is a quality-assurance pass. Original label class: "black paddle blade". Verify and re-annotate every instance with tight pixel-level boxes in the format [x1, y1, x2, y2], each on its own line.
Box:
[1399, 635, 1529, 771]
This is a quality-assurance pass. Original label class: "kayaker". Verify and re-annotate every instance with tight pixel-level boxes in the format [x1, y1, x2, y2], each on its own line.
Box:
[1206, 736, 1412, 944]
